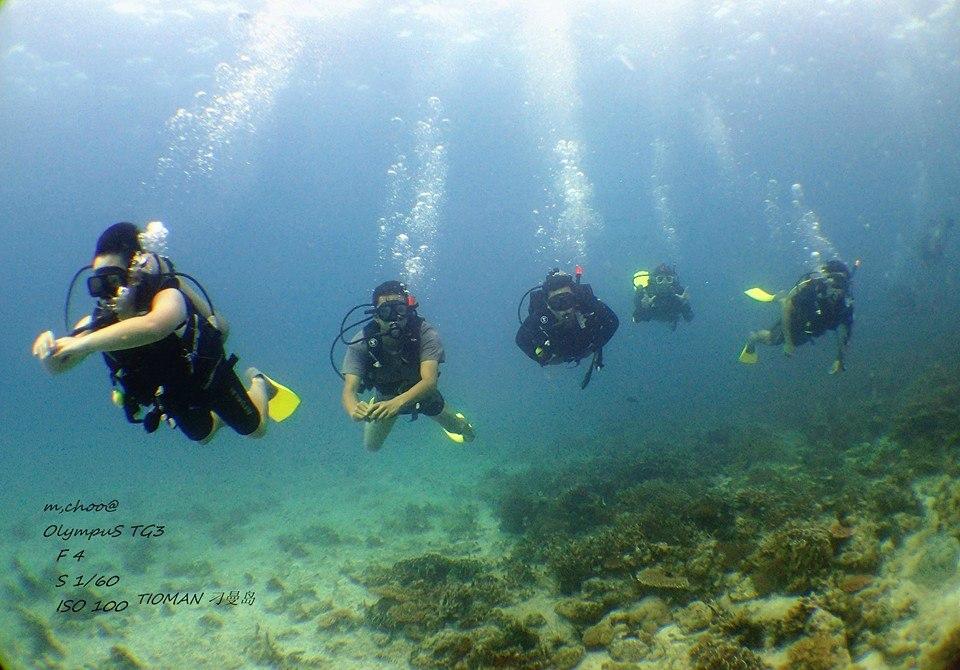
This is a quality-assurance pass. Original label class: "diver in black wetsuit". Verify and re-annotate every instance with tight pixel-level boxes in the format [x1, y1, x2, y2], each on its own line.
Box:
[31, 222, 299, 442]
[739, 259, 855, 374]
[516, 268, 619, 388]
[631, 263, 693, 331]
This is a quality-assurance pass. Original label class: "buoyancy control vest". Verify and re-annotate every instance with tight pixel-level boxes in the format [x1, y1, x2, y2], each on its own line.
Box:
[358, 314, 424, 393]
[792, 273, 853, 338]
[94, 289, 230, 425]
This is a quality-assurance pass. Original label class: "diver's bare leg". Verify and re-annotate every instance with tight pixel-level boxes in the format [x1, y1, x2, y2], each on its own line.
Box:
[246, 376, 270, 438]
[364, 417, 398, 451]
[244, 368, 273, 438]
[749, 329, 776, 346]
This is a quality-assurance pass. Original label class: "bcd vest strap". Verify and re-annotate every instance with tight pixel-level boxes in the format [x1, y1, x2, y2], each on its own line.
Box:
[103, 295, 231, 430]
[359, 316, 423, 393]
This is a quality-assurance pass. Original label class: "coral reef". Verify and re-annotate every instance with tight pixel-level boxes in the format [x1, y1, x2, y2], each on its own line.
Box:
[676, 600, 715, 633]
[361, 553, 512, 640]
[607, 596, 671, 634]
[922, 622, 960, 670]
[265, 581, 326, 621]
[473, 413, 938, 665]
[433, 367, 960, 669]
[244, 623, 327, 669]
[582, 619, 616, 648]
[634, 566, 690, 591]
[931, 477, 960, 541]
[443, 505, 482, 541]
[688, 634, 771, 670]
[783, 632, 851, 670]
[748, 522, 835, 594]
[612, 479, 739, 548]
[317, 605, 363, 632]
[608, 637, 649, 663]
[555, 598, 607, 625]
[770, 599, 817, 645]
[519, 497, 726, 600]
[408, 612, 579, 670]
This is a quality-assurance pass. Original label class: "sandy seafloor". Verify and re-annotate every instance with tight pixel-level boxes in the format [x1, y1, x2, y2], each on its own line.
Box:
[4, 420, 960, 670]
[1, 439, 497, 669]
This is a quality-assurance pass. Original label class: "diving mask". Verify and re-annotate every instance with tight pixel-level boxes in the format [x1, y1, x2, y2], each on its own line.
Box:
[653, 274, 674, 285]
[547, 292, 576, 312]
[87, 266, 127, 299]
[374, 300, 410, 322]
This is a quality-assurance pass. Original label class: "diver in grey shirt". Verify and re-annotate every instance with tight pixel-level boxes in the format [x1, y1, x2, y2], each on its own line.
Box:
[338, 280, 475, 451]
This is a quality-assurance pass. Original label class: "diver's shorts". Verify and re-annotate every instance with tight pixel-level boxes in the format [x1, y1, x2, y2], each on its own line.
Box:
[165, 362, 261, 441]
[768, 319, 812, 348]
[375, 388, 445, 417]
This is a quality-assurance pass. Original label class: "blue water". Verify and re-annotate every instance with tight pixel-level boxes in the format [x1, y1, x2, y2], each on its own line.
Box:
[2, 1, 959, 667]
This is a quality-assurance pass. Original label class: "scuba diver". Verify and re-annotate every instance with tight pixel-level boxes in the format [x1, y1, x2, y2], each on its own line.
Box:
[333, 280, 475, 452]
[738, 259, 857, 374]
[515, 267, 619, 389]
[31, 222, 300, 443]
[631, 263, 693, 330]
[918, 216, 955, 268]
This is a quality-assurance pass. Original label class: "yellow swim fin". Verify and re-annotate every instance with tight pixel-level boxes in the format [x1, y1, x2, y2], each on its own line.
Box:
[744, 287, 778, 302]
[441, 412, 475, 444]
[738, 343, 758, 364]
[262, 375, 301, 422]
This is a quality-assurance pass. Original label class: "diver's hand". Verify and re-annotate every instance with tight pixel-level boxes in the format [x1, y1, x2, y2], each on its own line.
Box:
[640, 294, 655, 308]
[33, 330, 63, 374]
[367, 397, 404, 420]
[51, 335, 92, 361]
[32, 330, 56, 360]
[349, 399, 371, 422]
